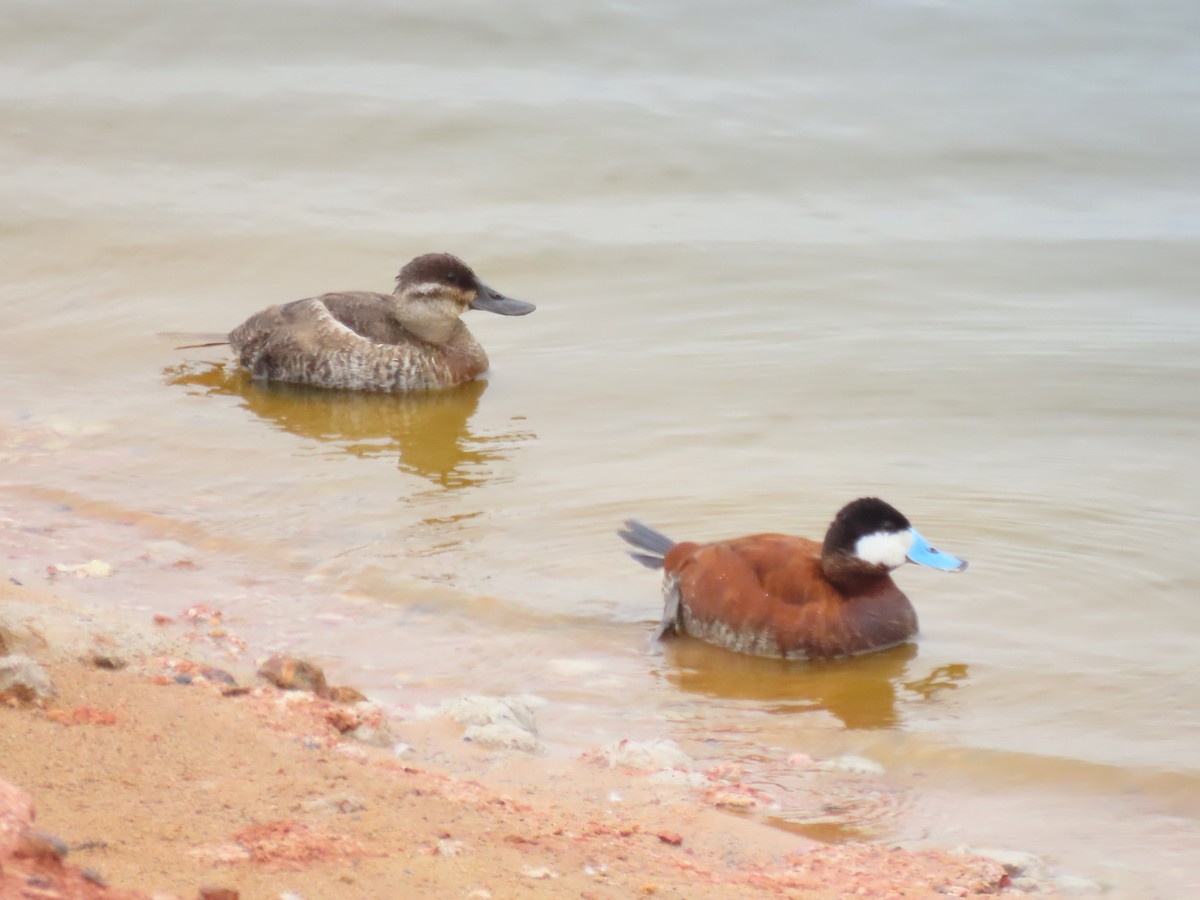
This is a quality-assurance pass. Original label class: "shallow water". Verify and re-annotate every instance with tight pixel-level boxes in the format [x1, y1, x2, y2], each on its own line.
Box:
[3, 1, 1200, 895]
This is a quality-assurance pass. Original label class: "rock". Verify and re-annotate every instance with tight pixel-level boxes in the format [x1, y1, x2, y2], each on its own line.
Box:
[955, 846, 1043, 876]
[325, 708, 361, 734]
[47, 559, 113, 579]
[0, 778, 36, 856]
[184, 605, 223, 624]
[817, 755, 885, 776]
[0, 654, 56, 705]
[0, 617, 48, 657]
[350, 722, 396, 748]
[588, 738, 694, 772]
[81, 867, 106, 885]
[13, 829, 69, 862]
[258, 654, 328, 697]
[90, 650, 128, 670]
[466, 721, 540, 752]
[446, 695, 539, 732]
[321, 700, 394, 746]
[418, 695, 543, 753]
[327, 685, 367, 704]
[200, 666, 238, 686]
[198, 887, 240, 900]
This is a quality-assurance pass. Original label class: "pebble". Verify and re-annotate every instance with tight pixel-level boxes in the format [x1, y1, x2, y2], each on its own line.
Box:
[258, 654, 329, 696]
[0, 655, 57, 705]
[956, 846, 1042, 876]
[349, 722, 396, 749]
[199, 888, 241, 900]
[591, 738, 694, 772]
[90, 650, 128, 670]
[47, 559, 113, 579]
[419, 695, 544, 753]
[81, 867, 106, 886]
[14, 829, 69, 862]
[200, 666, 238, 686]
[817, 755, 885, 776]
[326, 685, 367, 704]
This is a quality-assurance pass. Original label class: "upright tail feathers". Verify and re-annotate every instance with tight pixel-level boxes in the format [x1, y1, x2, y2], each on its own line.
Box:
[618, 519, 675, 570]
[159, 331, 232, 350]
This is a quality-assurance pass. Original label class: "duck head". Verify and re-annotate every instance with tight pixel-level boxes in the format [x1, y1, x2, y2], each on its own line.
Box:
[821, 497, 967, 591]
[392, 253, 535, 343]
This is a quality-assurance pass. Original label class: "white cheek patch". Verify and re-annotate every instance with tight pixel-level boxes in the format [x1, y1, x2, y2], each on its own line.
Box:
[410, 283, 474, 306]
[854, 529, 914, 570]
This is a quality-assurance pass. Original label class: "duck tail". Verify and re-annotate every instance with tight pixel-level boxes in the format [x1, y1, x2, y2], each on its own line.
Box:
[618, 519, 675, 570]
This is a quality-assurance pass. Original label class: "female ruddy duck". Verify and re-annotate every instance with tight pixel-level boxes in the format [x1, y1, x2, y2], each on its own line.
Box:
[619, 497, 967, 660]
[227, 253, 535, 392]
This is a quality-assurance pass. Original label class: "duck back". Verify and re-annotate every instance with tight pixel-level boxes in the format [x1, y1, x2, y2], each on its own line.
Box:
[228, 293, 488, 392]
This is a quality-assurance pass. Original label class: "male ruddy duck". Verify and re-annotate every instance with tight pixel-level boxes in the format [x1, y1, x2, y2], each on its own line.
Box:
[226, 253, 534, 392]
[619, 497, 967, 660]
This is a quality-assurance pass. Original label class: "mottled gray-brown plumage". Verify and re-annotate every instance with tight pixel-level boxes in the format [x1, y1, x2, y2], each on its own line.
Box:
[227, 253, 534, 392]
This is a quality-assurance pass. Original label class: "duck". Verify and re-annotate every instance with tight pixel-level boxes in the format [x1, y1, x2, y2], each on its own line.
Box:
[619, 497, 966, 660]
[221, 253, 534, 392]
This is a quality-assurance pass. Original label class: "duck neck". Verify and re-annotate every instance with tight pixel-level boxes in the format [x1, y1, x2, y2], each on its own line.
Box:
[391, 292, 465, 346]
[820, 553, 893, 596]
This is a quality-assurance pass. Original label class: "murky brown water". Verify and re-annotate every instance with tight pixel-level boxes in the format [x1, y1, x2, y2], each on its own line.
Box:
[3, 1, 1200, 895]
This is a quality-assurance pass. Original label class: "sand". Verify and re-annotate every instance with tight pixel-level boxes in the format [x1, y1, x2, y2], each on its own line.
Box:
[0, 570, 1018, 900]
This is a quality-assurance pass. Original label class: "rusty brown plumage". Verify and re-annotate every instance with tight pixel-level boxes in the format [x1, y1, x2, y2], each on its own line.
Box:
[664, 534, 917, 659]
[620, 497, 965, 660]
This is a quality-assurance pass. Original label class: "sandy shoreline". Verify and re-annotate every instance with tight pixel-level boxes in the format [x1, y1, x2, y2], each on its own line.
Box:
[0, 569, 1032, 900]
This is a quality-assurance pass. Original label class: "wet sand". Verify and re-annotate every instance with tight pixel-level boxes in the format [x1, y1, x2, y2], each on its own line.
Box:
[0, 576, 1016, 899]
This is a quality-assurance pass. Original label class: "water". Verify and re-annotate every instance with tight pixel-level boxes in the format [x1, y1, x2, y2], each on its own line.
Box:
[3, 1, 1199, 894]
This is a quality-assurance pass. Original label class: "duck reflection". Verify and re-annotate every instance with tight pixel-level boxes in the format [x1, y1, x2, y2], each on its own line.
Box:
[164, 362, 533, 489]
[659, 639, 969, 730]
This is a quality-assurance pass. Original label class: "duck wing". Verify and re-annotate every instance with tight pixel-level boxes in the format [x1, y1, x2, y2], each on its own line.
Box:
[316, 292, 412, 345]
